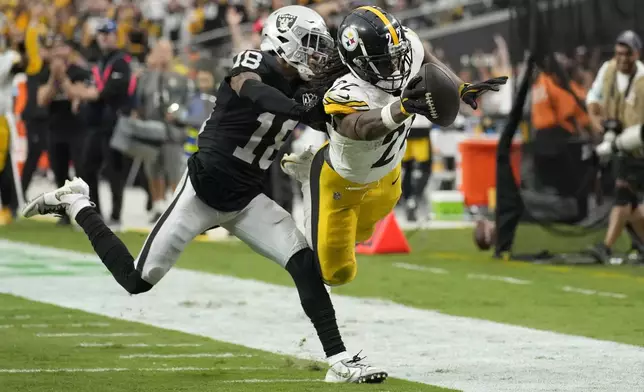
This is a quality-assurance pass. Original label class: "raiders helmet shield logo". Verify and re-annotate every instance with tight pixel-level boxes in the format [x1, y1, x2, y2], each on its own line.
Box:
[276, 14, 297, 33]
[301, 93, 319, 108]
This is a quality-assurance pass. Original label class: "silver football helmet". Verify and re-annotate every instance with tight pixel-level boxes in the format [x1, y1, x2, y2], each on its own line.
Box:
[260, 5, 334, 81]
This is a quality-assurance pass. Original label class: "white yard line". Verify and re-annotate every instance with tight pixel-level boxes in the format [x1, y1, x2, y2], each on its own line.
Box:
[393, 262, 449, 274]
[562, 286, 628, 299]
[1, 240, 644, 392]
[0, 367, 278, 374]
[467, 273, 532, 285]
[119, 353, 252, 359]
[78, 342, 203, 348]
[36, 333, 147, 337]
[17, 323, 110, 328]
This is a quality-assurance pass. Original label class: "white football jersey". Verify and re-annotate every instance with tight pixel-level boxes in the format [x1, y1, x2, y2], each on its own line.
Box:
[323, 27, 425, 184]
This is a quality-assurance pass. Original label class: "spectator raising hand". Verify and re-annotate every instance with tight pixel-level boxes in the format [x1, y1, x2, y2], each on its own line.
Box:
[226, 6, 252, 52]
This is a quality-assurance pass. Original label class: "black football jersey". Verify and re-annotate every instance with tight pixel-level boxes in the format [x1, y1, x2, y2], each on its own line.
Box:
[188, 50, 322, 212]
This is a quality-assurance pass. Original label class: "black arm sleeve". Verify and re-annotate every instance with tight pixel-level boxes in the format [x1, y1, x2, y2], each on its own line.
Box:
[238, 78, 305, 119]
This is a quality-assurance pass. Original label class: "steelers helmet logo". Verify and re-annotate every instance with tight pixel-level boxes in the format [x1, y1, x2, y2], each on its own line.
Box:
[341, 27, 359, 52]
[276, 14, 297, 33]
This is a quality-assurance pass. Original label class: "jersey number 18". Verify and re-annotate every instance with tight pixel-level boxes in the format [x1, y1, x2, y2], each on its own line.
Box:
[233, 113, 298, 170]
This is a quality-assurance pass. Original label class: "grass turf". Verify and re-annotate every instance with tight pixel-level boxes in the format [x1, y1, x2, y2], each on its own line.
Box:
[1, 220, 643, 347]
[0, 294, 451, 392]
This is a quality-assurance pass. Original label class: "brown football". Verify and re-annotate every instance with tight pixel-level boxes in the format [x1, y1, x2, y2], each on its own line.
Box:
[416, 62, 461, 127]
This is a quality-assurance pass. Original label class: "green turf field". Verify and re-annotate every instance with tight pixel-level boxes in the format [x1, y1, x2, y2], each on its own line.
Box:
[2, 220, 643, 345]
[1, 220, 643, 392]
[0, 294, 450, 392]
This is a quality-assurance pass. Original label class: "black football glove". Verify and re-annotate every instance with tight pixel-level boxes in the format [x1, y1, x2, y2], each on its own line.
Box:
[400, 75, 432, 117]
[459, 76, 508, 110]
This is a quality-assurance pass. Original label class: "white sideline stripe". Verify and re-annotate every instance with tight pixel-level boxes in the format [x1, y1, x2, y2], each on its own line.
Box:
[393, 262, 449, 274]
[120, 353, 252, 359]
[0, 315, 31, 320]
[36, 333, 147, 337]
[562, 286, 628, 299]
[79, 342, 203, 348]
[0, 324, 13, 328]
[0, 367, 277, 374]
[467, 273, 532, 285]
[2, 240, 644, 392]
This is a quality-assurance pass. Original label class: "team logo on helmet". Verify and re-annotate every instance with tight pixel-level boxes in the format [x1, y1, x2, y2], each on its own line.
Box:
[276, 14, 297, 33]
[341, 27, 359, 52]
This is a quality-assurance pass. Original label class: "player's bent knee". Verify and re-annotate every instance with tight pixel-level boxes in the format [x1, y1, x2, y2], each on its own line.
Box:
[323, 262, 357, 286]
[141, 265, 168, 286]
[122, 270, 154, 295]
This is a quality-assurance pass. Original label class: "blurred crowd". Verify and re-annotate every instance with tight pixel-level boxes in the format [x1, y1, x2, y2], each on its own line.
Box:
[0, 0, 519, 228]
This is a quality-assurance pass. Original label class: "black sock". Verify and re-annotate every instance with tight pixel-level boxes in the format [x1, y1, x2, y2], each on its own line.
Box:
[401, 161, 414, 201]
[413, 161, 432, 202]
[75, 207, 152, 294]
[286, 248, 346, 358]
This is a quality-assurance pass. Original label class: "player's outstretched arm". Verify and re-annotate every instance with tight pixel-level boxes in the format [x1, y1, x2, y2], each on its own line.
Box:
[333, 76, 433, 141]
[336, 99, 410, 141]
[421, 43, 508, 110]
[230, 71, 307, 119]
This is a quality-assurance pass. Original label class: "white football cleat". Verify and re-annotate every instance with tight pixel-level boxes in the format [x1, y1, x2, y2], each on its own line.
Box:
[325, 352, 388, 384]
[280, 145, 315, 183]
[22, 177, 91, 219]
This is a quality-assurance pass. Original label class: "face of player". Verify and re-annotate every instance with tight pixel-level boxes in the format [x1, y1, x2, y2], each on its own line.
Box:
[295, 32, 334, 81]
[615, 44, 639, 74]
[368, 40, 412, 93]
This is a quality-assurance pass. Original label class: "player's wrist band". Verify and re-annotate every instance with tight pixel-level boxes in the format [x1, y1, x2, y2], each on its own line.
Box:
[382, 101, 407, 130]
[399, 99, 410, 116]
[459, 83, 470, 97]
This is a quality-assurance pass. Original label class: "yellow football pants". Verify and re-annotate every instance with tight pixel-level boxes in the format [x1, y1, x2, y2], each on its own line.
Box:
[403, 137, 431, 163]
[0, 116, 9, 172]
[308, 144, 402, 286]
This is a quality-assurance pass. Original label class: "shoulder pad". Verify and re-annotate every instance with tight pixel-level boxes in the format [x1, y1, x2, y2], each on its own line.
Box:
[323, 78, 371, 116]
[403, 26, 418, 38]
[229, 50, 272, 78]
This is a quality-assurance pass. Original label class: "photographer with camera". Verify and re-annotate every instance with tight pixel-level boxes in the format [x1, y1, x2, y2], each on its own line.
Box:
[587, 30, 644, 263]
[36, 34, 91, 226]
[134, 39, 192, 222]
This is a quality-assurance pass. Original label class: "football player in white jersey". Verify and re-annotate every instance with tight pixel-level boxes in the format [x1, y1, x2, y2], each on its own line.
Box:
[282, 6, 507, 286]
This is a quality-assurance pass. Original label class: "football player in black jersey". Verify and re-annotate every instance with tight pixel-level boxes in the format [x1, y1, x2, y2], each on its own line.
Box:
[22, 5, 387, 384]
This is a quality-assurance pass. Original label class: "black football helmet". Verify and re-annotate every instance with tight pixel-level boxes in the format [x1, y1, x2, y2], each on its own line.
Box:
[337, 6, 412, 94]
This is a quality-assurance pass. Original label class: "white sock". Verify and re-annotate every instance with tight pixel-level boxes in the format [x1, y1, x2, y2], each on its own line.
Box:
[153, 200, 165, 214]
[300, 180, 313, 246]
[327, 351, 350, 366]
[64, 195, 92, 221]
